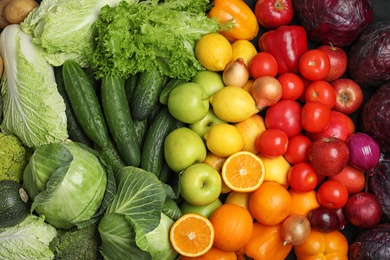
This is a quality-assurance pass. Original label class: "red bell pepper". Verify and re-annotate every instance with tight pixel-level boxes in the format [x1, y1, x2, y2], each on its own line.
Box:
[258, 25, 308, 75]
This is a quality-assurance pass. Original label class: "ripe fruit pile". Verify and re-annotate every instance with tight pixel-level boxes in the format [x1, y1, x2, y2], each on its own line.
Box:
[165, 0, 384, 259]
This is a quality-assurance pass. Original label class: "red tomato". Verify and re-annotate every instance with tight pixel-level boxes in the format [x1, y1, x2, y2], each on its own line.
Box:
[284, 134, 312, 164]
[305, 80, 337, 109]
[317, 180, 349, 209]
[299, 49, 331, 81]
[265, 100, 302, 138]
[277, 72, 305, 101]
[298, 75, 313, 103]
[249, 51, 278, 79]
[287, 162, 318, 192]
[301, 101, 331, 133]
[256, 128, 289, 158]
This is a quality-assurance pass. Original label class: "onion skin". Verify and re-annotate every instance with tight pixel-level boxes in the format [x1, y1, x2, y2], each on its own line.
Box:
[345, 192, 382, 229]
[281, 214, 311, 246]
[346, 132, 381, 172]
[250, 76, 282, 111]
[308, 206, 341, 233]
[222, 58, 249, 88]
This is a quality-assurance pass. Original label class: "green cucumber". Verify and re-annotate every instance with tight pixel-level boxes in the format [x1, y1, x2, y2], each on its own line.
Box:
[131, 66, 167, 121]
[62, 60, 110, 149]
[54, 66, 93, 147]
[140, 106, 184, 179]
[101, 75, 141, 167]
[159, 78, 187, 105]
[124, 73, 139, 105]
[133, 118, 148, 148]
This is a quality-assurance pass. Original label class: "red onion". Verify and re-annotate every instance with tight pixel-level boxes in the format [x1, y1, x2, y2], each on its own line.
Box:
[346, 132, 381, 172]
[345, 192, 382, 229]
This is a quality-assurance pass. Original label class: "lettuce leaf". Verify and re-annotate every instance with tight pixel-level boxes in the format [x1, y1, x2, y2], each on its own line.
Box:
[0, 24, 68, 148]
[0, 214, 57, 260]
[89, 0, 221, 80]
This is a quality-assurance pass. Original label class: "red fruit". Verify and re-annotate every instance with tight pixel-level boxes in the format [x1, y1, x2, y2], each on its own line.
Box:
[254, 0, 294, 30]
[331, 78, 364, 115]
[318, 44, 348, 82]
[328, 164, 365, 195]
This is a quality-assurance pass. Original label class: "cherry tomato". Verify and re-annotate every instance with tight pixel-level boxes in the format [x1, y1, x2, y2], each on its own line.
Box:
[299, 49, 331, 81]
[287, 162, 318, 192]
[249, 51, 278, 79]
[256, 128, 289, 158]
[317, 180, 349, 209]
[277, 72, 305, 101]
[265, 100, 302, 138]
[284, 134, 312, 164]
[301, 101, 331, 133]
[305, 80, 337, 109]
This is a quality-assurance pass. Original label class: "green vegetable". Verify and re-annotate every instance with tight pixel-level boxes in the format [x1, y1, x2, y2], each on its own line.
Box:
[89, 0, 221, 80]
[20, 0, 137, 66]
[0, 180, 30, 228]
[101, 75, 141, 166]
[0, 132, 31, 183]
[0, 214, 57, 260]
[49, 220, 103, 260]
[0, 24, 68, 148]
[23, 141, 111, 229]
[99, 166, 178, 260]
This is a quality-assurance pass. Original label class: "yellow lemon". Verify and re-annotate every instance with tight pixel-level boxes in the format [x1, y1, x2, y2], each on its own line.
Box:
[204, 123, 245, 157]
[257, 154, 291, 188]
[195, 33, 232, 71]
[210, 86, 259, 123]
[231, 40, 258, 67]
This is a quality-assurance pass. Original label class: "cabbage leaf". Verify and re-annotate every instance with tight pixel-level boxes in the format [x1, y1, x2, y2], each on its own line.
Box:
[0, 24, 68, 148]
[0, 214, 57, 260]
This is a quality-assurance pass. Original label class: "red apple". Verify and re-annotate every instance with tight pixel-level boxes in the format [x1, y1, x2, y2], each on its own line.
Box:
[305, 110, 355, 142]
[331, 78, 364, 115]
[318, 44, 348, 82]
[308, 137, 350, 177]
[255, 0, 294, 30]
[328, 164, 366, 195]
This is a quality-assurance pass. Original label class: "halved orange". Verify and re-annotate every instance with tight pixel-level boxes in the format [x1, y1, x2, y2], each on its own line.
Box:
[169, 213, 214, 257]
[221, 151, 265, 192]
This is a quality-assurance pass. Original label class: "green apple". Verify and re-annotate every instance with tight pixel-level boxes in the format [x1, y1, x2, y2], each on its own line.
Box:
[179, 163, 222, 206]
[167, 82, 209, 124]
[189, 108, 226, 140]
[180, 198, 222, 218]
[164, 127, 207, 173]
[192, 70, 225, 97]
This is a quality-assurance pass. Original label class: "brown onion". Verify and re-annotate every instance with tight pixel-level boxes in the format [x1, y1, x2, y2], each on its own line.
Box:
[250, 75, 282, 110]
[281, 214, 311, 246]
[222, 58, 249, 88]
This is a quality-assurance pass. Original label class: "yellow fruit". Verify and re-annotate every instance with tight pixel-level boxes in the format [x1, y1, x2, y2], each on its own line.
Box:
[257, 154, 291, 188]
[234, 114, 266, 154]
[204, 123, 245, 157]
[195, 33, 232, 71]
[231, 40, 258, 67]
[210, 86, 259, 123]
[225, 191, 252, 212]
[203, 152, 231, 194]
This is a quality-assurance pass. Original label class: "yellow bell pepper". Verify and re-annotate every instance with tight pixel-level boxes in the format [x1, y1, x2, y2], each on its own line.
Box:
[294, 229, 349, 260]
[208, 0, 259, 42]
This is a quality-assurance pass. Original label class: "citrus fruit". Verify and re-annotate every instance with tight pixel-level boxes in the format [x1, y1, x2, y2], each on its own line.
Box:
[204, 123, 245, 157]
[209, 203, 253, 252]
[169, 213, 214, 257]
[203, 152, 231, 194]
[231, 39, 258, 67]
[224, 190, 251, 211]
[179, 246, 237, 260]
[195, 33, 232, 71]
[210, 86, 259, 123]
[249, 181, 292, 225]
[288, 189, 320, 217]
[234, 114, 267, 154]
[222, 151, 265, 192]
[257, 154, 291, 188]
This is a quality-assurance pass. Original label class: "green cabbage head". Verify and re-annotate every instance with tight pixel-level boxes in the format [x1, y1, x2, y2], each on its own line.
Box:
[23, 141, 108, 229]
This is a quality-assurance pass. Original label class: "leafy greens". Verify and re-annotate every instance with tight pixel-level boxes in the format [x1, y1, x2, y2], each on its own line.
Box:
[88, 0, 222, 80]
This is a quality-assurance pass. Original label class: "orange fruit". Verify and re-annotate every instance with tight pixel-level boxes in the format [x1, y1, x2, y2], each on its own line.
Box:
[203, 152, 231, 194]
[288, 189, 320, 217]
[179, 246, 237, 260]
[170, 213, 215, 257]
[224, 191, 251, 211]
[209, 203, 253, 252]
[249, 181, 292, 225]
[222, 151, 265, 192]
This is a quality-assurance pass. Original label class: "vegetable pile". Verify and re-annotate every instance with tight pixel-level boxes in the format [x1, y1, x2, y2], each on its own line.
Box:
[0, 0, 390, 259]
